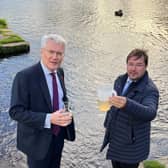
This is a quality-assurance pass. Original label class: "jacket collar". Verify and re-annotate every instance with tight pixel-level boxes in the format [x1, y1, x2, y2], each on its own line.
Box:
[127, 71, 149, 97]
[35, 62, 53, 112]
[116, 71, 149, 97]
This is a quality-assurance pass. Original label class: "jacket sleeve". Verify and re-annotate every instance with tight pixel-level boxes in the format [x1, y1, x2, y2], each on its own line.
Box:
[9, 72, 46, 130]
[124, 85, 159, 122]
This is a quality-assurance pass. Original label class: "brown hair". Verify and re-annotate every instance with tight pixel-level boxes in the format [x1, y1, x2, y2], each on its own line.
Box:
[126, 49, 148, 66]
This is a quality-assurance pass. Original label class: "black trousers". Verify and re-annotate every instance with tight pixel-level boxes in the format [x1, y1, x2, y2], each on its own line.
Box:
[27, 132, 64, 168]
[112, 160, 139, 168]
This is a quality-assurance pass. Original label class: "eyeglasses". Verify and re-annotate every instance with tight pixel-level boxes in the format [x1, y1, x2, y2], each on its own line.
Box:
[44, 48, 64, 57]
[127, 63, 145, 68]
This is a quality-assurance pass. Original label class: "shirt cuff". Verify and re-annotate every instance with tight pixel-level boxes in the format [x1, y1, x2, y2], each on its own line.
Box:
[44, 114, 51, 128]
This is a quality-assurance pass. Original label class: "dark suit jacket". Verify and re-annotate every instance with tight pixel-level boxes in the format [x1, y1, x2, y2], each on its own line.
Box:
[9, 62, 75, 160]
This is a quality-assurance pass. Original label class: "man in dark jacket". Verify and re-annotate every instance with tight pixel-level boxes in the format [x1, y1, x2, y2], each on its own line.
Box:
[101, 49, 159, 168]
[9, 34, 75, 168]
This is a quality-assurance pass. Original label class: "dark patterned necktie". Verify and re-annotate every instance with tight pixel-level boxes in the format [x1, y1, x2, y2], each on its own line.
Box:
[50, 72, 60, 136]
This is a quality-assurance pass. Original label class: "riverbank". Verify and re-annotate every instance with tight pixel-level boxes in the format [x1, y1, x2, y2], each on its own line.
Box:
[0, 18, 30, 58]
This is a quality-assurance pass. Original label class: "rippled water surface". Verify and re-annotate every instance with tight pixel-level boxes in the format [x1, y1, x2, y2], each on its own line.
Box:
[0, 0, 168, 167]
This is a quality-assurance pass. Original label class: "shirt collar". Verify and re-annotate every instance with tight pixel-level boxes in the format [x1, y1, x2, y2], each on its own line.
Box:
[40, 60, 57, 76]
[126, 77, 132, 84]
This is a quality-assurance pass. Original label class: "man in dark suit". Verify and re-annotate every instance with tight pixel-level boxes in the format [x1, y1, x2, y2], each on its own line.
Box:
[9, 34, 75, 168]
[101, 49, 159, 168]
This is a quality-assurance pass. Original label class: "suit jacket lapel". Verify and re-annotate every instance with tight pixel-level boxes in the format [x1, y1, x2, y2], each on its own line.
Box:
[37, 63, 52, 112]
[115, 74, 128, 96]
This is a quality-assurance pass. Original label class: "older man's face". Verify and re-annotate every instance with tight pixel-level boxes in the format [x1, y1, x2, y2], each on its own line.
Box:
[127, 56, 147, 80]
[41, 39, 64, 72]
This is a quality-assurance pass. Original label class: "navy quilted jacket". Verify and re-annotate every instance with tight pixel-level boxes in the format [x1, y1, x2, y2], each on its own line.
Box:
[101, 71, 159, 163]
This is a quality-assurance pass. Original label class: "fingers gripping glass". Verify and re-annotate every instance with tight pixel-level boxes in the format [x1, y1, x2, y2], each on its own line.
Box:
[64, 101, 69, 112]
[97, 85, 117, 112]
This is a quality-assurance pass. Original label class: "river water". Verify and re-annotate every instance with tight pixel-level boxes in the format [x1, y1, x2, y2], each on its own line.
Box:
[0, 0, 168, 167]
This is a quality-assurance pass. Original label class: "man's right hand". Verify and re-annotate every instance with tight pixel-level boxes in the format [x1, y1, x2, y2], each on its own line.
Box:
[109, 96, 127, 109]
[50, 109, 72, 127]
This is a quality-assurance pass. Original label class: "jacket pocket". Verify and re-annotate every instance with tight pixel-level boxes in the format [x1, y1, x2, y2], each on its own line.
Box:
[18, 123, 35, 134]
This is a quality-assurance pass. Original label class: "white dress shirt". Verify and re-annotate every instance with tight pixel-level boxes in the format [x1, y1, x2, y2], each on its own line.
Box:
[40, 61, 64, 128]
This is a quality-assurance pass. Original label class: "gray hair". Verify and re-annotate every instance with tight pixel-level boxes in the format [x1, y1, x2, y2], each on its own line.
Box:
[41, 34, 66, 49]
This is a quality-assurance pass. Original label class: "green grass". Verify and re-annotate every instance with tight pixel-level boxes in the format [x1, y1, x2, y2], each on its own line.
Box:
[143, 160, 166, 168]
[0, 19, 25, 45]
[0, 34, 25, 45]
[0, 18, 30, 57]
[0, 19, 8, 28]
[0, 29, 12, 35]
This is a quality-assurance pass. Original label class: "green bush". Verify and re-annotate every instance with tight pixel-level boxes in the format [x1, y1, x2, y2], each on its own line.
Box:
[0, 19, 8, 28]
[143, 160, 166, 168]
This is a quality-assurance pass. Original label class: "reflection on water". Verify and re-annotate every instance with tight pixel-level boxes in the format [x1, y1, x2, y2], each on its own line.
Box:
[0, 0, 168, 167]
